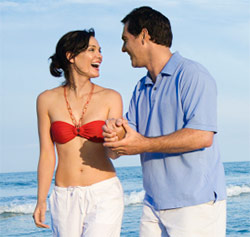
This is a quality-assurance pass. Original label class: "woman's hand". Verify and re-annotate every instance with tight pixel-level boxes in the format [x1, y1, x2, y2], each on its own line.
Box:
[102, 118, 126, 159]
[103, 118, 125, 142]
[33, 201, 50, 228]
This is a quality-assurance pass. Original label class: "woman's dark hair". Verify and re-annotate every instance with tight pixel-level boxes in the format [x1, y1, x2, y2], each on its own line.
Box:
[121, 6, 172, 47]
[49, 29, 95, 87]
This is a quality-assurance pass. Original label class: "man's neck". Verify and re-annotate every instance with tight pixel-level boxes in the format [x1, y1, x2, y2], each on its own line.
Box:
[146, 46, 172, 82]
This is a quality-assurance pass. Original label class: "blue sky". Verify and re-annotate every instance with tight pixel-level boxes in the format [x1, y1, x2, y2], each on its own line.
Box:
[0, 0, 249, 173]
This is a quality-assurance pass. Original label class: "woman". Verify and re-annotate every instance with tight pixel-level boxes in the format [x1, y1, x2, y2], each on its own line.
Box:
[33, 29, 124, 237]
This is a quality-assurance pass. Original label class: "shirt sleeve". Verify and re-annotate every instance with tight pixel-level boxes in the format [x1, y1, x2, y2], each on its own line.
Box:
[180, 64, 218, 133]
[125, 87, 138, 131]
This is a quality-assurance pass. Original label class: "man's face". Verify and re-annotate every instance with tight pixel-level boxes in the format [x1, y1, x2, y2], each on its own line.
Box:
[121, 23, 145, 68]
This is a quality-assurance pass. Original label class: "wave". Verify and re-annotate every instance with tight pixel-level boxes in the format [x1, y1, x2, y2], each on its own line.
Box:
[124, 190, 145, 206]
[0, 181, 36, 187]
[226, 184, 250, 197]
[123, 184, 250, 205]
[123, 185, 250, 205]
[0, 203, 35, 215]
[1, 185, 249, 216]
[0, 191, 146, 216]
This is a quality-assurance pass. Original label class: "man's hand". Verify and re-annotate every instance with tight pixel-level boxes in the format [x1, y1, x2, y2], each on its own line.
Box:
[103, 120, 147, 155]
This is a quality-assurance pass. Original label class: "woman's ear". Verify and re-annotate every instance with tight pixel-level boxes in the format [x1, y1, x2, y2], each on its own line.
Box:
[66, 52, 74, 63]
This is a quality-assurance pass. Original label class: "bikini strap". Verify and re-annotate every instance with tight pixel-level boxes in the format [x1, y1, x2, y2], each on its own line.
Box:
[64, 84, 95, 128]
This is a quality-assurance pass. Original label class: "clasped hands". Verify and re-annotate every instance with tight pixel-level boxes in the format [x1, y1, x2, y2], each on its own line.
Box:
[102, 118, 147, 155]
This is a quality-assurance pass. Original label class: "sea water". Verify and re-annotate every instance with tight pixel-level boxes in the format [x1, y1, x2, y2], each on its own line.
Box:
[0, 161, 249, 236]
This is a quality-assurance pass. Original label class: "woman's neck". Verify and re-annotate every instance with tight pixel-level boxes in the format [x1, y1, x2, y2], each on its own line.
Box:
[68, 75, 92, 99]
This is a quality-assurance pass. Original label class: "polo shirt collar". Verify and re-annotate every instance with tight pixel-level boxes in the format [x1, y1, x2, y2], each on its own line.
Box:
[145, 51, 182, 85]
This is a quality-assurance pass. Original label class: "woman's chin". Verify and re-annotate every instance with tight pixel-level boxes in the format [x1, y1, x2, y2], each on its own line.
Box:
[89, 72, 100, 79]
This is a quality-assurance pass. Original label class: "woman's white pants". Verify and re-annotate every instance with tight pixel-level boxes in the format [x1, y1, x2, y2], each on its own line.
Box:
[49, 177, 124, 237]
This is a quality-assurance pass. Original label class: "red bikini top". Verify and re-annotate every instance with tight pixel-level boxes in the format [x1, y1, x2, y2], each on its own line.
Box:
[51, 120, 105, 144]
[50, 84, 105, 144]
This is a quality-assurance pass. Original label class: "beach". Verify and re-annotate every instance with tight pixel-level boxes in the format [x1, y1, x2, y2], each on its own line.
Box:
[0, 161, 250, 236]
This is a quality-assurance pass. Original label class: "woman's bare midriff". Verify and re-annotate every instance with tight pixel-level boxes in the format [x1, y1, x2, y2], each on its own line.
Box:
[54, 137, 116, 187]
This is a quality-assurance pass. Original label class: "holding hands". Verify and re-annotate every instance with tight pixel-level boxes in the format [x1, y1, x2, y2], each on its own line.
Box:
[102, 118, 147, 156]
[102, 118, 125, 142]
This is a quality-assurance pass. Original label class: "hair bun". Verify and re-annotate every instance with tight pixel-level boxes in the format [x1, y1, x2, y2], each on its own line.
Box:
[49, 54, 63, 77]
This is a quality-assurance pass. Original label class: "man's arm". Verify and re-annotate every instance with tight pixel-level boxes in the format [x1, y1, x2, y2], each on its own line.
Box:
[103, 120, 214, 155]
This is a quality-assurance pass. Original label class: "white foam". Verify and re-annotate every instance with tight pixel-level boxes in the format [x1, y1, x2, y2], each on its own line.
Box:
[1, 185, 249, 214]
[227, 185, 250, 197]
[123, 185, 250, 205]
[0, 202, 38, 215]
[124, 190, 145, 206]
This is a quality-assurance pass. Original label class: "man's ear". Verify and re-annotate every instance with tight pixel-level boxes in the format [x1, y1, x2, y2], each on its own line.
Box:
[66, 52, 74, 63]
[141, 28, 149, 45]
[141, 28, 149, 40]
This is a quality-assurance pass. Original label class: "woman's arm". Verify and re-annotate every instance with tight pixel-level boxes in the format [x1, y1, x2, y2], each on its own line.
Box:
[33, 91, 56, 228]
[105, 90, 125, 159]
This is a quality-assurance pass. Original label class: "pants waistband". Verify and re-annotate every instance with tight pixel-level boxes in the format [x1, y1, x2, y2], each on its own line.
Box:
[54, 176, 119, 192]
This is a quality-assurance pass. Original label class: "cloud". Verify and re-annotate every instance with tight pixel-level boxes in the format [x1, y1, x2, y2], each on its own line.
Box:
[218, 95, 250, 125]
[1, 0, 248, 16]
[0, 1, 19, 8]
[2, 143, 39, 149]
[63, 0, 179, 6]
[0, 0, 53, 12]
[64, 0, 110, 3]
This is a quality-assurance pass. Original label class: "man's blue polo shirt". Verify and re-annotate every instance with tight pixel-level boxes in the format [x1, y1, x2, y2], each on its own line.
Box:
[125, 52, 227, 210]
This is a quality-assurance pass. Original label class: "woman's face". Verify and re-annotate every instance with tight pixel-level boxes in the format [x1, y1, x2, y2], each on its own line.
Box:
[70, 36, 103, 78]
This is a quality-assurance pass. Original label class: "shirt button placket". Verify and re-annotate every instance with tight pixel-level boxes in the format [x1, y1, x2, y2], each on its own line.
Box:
[151, 86, 157, 106]
[151, 76, 160, 105]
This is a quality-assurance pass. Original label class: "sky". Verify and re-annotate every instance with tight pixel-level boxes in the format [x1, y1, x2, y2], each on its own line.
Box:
[0, 0, 249, 173]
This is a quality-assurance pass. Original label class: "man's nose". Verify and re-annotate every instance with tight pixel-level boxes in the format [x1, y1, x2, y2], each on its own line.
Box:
[121, 44, 126, 53]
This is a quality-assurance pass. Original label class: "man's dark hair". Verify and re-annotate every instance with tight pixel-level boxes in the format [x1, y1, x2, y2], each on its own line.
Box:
[121, 6, 172, 47]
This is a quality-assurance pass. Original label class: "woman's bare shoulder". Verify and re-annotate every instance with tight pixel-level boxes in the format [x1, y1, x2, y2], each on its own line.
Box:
[37, 86, 63, 104]
[95, 84, 121, 99]
[37, 86, 63, 99]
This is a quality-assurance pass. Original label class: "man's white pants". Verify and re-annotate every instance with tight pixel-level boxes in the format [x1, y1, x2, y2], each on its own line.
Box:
[49, 177, 124, 237]
[140, 199, 226, 237]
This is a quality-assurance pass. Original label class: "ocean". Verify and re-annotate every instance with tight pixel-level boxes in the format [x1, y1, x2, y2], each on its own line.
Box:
[0, 161, 249, 236]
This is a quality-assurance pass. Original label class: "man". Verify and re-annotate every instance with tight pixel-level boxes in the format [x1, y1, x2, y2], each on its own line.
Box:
[103, 6, 227, 237]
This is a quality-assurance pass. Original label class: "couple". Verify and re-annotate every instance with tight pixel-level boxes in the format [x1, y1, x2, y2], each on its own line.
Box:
[33, 6, 227, 237]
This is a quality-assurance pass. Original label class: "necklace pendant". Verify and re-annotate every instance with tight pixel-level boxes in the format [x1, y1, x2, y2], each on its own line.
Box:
[64, 84, 95, 130]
